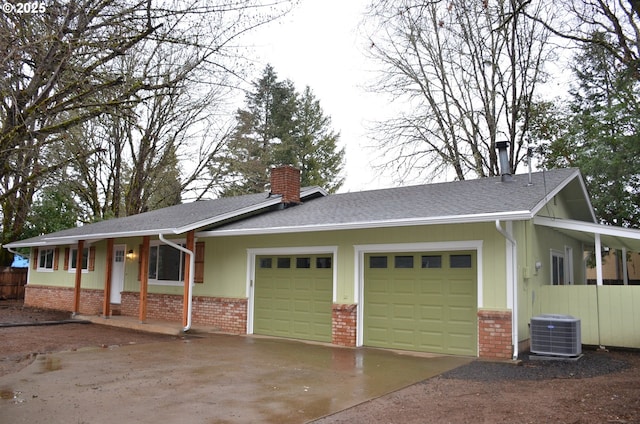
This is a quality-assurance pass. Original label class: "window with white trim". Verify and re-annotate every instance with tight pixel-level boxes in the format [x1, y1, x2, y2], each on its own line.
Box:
[69, 247, 89, 272]
[38, 248, 54, 271]
[551, 250, 565, 285]
[148, 241, 186, 285]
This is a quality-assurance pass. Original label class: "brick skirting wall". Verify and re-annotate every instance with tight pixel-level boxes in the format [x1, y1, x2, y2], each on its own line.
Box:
[24, 285, 103, 315]
[332, 304, 357, 346]
[478, 309, 513, 359]
[25, 285, 514, 359]
[120, 292, 247, 334]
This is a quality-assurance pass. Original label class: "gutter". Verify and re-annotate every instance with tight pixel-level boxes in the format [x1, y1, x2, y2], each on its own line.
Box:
[197, 211, 532, 238]
[158, 234, 195, 332]
[495, 220, 519, 360]
[5, 246, 27, 260]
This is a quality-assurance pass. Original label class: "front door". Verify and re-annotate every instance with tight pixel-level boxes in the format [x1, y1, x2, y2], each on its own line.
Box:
[110, 245, 126, 304]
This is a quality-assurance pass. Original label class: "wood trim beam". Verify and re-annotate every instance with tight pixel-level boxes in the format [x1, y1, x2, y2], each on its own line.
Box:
[139, 236, 150, 323]
[103, 238, 114, 318]
[183, 231, 195, 327]
[73, 240, 84, 314]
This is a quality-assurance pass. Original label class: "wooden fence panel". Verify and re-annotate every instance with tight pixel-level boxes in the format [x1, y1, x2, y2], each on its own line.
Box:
[0, 267, 27, 300]
[534, 286, 599, 345]
[597, 286, 640, 348]
[534, 285, 640, 349]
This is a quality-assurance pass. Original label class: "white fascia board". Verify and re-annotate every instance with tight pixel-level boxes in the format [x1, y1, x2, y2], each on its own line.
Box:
[41, 228, 176, 244]
[534, 216, 640, 240]
[197, 210, 532, 238]
[530, 170, 597, 222]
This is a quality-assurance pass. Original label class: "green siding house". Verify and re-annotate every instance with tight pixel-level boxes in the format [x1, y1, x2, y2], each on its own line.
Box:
[6, 165, 640, 359]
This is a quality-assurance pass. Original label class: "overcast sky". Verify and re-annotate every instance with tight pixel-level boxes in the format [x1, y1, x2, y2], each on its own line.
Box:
[247, 0, 394, 193]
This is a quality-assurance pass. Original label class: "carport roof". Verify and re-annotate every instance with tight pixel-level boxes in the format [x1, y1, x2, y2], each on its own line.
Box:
[201, 168, 594, 236]
[534, 216, 640, 252]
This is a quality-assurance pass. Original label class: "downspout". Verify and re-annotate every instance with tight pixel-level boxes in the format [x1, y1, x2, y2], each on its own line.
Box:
[159, 234, 195, 332]
[495, 220, 519, 360]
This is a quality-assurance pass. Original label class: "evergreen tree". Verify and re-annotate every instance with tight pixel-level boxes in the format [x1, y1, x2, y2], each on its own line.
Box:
[222, 66, 344, 195]
[22, 186, 79, 239]
[540, 33, 640, 227]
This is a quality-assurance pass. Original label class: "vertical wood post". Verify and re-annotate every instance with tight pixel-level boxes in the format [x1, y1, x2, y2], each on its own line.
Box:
[595, 233, 603, 286]
[73, 240, 84, 315]
[183, 231, 195, 328]
[103, 238, 114, 318]
[139, 236, 150, 323]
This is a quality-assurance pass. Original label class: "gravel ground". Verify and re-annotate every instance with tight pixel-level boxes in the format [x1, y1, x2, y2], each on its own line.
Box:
[441, 349, 631, 381]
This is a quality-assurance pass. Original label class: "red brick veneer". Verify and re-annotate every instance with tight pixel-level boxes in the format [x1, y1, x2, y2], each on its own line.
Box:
[24, 285, 103, 314]
[120, 292, 247, 334]
[332, 304, 357, 346]
[478, 309, 513, 359]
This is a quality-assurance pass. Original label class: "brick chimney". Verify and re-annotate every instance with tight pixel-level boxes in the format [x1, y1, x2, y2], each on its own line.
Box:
[270, 165, 301, 204]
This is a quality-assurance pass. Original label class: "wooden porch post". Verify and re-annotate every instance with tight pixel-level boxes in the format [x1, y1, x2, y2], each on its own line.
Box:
[73, 240, 84, 315]
[183, 231, 195, 328]
[103, 238, 114, 318]
[139, 236, 150, 323]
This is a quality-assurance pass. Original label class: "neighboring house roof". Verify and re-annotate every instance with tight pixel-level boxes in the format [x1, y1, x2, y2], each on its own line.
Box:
[4, 187, 326, 248]
[202, 168, 594, 236]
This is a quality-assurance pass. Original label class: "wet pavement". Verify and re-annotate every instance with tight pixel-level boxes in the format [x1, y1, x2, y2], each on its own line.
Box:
[0, 334, 471, 423]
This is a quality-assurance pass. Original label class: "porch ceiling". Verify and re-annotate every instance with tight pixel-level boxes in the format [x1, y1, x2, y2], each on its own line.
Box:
[534, 216, 640, 252]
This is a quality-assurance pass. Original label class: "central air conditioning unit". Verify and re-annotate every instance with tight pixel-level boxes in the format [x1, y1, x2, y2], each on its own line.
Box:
[530, 314, 581, 357]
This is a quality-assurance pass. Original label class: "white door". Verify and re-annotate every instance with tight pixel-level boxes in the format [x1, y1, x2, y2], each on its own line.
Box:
[110, 245, 126, 304]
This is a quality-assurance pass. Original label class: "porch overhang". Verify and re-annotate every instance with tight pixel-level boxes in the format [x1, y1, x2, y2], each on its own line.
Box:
[534, 216, 640, 251]
[534, 216, 640, 286]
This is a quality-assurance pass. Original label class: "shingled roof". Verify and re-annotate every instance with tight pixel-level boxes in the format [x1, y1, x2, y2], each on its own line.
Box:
[4, 187, 326, 247]
[201, 168, 594, 236]
[4, 168, 592, 247]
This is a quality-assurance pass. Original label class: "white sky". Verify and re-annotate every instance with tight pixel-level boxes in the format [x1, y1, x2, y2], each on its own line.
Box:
[247, 0, 394, 193]
[244, 0, 571, 193]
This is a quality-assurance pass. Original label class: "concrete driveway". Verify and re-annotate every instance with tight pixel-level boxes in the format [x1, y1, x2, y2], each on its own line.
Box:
[0, 334, 471, 423]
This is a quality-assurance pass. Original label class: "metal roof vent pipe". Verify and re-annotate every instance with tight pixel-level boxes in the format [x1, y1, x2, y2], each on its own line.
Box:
[496, 141, 513, 183]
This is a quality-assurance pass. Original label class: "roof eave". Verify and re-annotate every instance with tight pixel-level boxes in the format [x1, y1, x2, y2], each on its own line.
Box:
[196, 210, 533, 238]
[3, 189, 330, 248]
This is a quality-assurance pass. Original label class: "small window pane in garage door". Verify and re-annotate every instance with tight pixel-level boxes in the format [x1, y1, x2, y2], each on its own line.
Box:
[450, 254, 472, 268]
[369, 256, 388, 268]
[421, 255, 442, 268]
[316, 257, 332, 268]
[394, 255, 414, 268]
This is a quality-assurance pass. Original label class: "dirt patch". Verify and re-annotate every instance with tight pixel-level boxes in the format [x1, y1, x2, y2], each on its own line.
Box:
[2, 301, 639, 423]
[0, 301, 175, 377]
